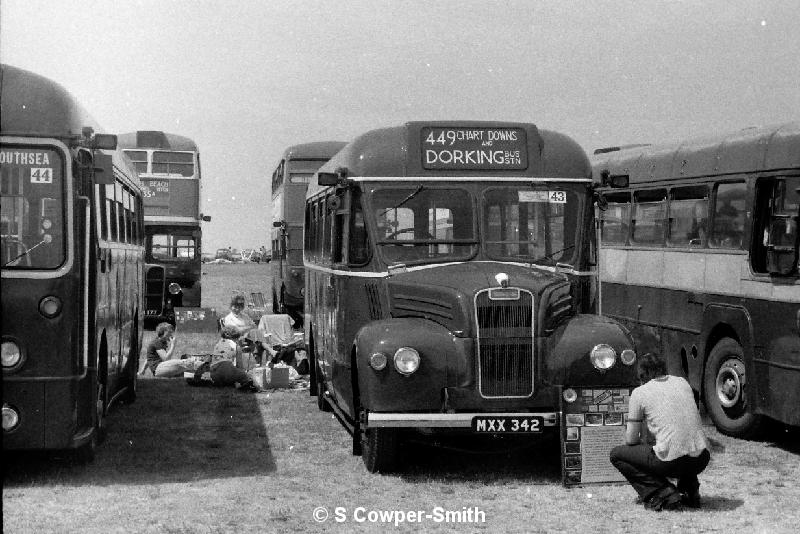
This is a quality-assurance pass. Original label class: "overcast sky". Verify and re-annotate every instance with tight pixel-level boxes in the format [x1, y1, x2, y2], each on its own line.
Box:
[2, 0, 798, 251]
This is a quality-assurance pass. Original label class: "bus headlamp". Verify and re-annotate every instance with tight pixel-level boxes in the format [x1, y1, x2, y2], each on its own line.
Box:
[563, 388, 578, 403]
[39, 296, 62, 318]
[393, 347, 420, 375]
[2, 404, 20, 431]
[2, 341, 22, 368]
[590, 344, 617, 370]
[620, 349, 637, 366]
[369, 352, 387, 371]
[168, 283, 182, 295]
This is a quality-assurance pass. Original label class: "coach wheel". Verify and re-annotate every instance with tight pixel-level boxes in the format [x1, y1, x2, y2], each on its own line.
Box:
[703, 337, 763, 438]
[361, 427, 400, 474]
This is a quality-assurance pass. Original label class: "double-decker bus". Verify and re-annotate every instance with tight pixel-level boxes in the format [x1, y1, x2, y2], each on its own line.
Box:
[271, 141, 346, 323]
[304, 121, 639, 474]
[118, 131, 208, 324]
[592, 122, 800, 438]
[2, 64, 147, 459]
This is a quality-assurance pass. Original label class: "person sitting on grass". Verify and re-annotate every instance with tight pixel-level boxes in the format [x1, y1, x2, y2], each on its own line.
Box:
[191, 325, 259, 391]
[610, 351, 710, 511]
[222, 294, 256, 338]
[142, 322, 195, 378]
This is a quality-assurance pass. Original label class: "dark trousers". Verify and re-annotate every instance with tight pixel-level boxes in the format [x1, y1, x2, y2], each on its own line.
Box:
[610, 444, 710, 501]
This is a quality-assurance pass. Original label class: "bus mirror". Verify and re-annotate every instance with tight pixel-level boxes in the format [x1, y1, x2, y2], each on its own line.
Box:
[272, 221, 284, 228]
[601, 170, 629, 188]
[92, 153, 115, 184]
[318, 172, 338, 186]
[201, 215, 212, 222]
[92, 134, 118, 150]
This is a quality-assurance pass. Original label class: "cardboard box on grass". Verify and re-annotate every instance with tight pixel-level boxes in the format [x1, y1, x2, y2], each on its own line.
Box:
[251, 365, 290, 389]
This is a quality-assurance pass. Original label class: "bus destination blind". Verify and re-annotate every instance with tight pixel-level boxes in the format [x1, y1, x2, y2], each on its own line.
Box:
[421, 127, 527, 170]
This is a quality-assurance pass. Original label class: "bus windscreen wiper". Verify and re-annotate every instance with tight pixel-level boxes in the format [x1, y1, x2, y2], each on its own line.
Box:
[532, 244, 575, 264]
[379, 185, 424, 217]
[2, 237, 50, 267]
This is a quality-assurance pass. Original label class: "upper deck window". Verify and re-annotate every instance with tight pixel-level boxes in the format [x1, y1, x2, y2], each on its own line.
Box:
[1, 146, 66, 269]
[370, 187, 476, 265]
[287, 159, 329, 184]
[483, 186, 580, 265]
[152, 151, 194, 177]
[123, 150, 148, 173]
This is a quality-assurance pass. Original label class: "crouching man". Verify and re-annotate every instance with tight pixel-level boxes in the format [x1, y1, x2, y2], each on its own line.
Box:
[610, 352, 710, 511]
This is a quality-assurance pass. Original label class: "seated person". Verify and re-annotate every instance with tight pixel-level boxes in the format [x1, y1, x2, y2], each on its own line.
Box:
[258, 313, 307, 373]
[143, 322, 196, 377]
[191, 326, 259, 391]
[222, 294, 256, 338]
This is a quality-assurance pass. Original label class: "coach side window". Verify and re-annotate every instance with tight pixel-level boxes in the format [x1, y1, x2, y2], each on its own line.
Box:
[631, 189, 666, 246]
[105, 184, 117, 241]
[116, 183, 127, 243]
[668, 186, 708, 248]
[96, 185, 108, 240]
[752, 177, 799, 275]
[349, 192, 370, 266]
[600, 192, 630, 245]
[710, 182, 746, 249]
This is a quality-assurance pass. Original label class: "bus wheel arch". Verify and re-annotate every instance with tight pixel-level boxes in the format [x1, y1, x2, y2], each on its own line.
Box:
[354, 347, 400, 473]
[702, 335, 763, 438]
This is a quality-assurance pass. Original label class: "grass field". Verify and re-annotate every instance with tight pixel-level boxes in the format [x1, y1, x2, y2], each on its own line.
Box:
[4, 263, 800, 533]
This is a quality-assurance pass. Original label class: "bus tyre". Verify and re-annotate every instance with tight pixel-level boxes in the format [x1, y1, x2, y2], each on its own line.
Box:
[703, 337, 763, 438]
[361, 427, 399, 474]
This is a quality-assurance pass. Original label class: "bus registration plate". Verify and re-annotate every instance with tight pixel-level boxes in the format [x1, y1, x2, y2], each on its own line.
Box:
[472, 416, 543, 433]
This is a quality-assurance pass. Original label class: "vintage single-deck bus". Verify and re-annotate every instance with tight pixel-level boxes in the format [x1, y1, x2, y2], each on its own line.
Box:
[118, 131, 208, 324]
[592, 122, 800, 438]
[304, 121, 639, 473]
[271, 141, 346, 323]
[2, 65, 147, 459]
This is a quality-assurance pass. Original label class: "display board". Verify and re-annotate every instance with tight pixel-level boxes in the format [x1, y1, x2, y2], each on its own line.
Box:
[174, 307, 219, 333]
[561, 387, 633, 486]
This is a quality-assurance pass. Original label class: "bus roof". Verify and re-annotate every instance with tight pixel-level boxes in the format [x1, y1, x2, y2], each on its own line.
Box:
[592, 122, 800, 185]
[1, 64, 102, 139]
[117, 131, 198, 152]
[308, 121, 589, 194]
[282, 141, 347, 161]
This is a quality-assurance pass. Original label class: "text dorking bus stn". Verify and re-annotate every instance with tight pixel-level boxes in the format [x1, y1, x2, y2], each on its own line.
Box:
[425, 149, 523, 166]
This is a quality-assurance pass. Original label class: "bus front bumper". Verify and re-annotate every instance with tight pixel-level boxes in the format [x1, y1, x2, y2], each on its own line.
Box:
[365, 411, 558, 429]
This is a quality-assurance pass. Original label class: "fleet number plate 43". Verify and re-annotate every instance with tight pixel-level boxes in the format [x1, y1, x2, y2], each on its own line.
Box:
[471, 416, 543, 433]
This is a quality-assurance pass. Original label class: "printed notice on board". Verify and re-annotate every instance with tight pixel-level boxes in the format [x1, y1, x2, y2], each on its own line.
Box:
[579, 426, 627, 484]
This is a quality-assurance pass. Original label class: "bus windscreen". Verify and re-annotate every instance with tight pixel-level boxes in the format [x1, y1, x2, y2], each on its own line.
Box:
[1, 147, 65, 269]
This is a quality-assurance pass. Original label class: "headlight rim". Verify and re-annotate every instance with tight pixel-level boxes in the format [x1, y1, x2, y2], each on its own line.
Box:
[590, 343, 617, 371]
[1, 339, 23, 370]
[393, 347, 420, 376]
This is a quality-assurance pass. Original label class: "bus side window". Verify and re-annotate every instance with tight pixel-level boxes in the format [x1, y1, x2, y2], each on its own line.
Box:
[631, 189, 666, 246]
[667, 186, 708, 248]
[105, 184, 117, 242]
[710, 182, 746, 249]
[348, 193, 369, 265]
[116, 182, 126, 243]
[601, 192, 631, 245]
[96, 184, 108, 240]
[753, 177, 800, 275]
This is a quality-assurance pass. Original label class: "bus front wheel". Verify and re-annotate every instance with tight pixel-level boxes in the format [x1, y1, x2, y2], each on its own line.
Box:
[703, 337, 763, 438]
[361, 427, 399, 473]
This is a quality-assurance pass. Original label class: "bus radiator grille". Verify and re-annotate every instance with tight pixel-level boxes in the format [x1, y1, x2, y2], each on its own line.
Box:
[475, 290, 534, 398]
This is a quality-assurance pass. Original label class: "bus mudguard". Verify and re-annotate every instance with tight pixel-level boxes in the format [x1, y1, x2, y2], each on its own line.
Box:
[353, 318, 457, 412]
[545, 314, 638, 387]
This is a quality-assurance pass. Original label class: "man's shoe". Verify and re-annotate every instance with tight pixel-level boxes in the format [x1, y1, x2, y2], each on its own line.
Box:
[681, 489, 701, 508]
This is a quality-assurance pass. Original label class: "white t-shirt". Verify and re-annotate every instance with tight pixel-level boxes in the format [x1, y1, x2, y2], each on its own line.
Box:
[628, 375, 708, 461]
